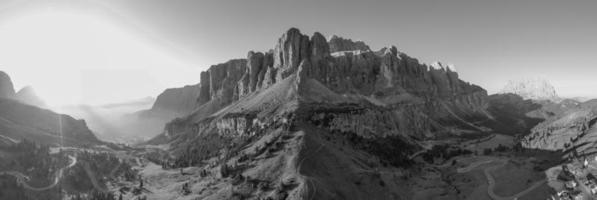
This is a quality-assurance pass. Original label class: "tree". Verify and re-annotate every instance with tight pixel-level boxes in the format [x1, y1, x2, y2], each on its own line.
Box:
[483, 148, 493, 155]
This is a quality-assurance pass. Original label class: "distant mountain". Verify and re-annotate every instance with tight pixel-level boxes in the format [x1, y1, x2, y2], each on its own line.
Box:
[0, 71, 101, 146]
[15, 85, 47, 108]
[0, 71, 47, 108]
[500, 78, 560, 102]
[138, 83, 201, 119]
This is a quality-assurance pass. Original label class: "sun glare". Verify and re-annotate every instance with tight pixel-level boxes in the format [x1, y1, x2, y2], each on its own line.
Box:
[0, 10, 198, 106]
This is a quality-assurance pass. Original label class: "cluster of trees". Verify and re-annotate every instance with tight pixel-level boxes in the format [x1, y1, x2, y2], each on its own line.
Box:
[421, 144, 473, 163]
[168, 133, 233, 169]
[0, 176, 29, 200]
[63, 152, 136, 196]
[341, 131, 415, 167]
[482, 144, 511, 155]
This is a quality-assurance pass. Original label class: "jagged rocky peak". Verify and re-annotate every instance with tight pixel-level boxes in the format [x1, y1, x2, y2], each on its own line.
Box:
[328, 35, 371, 52]
[15, 85, 46, 108]
[500, 78, 559, 101]
[0, 71, 16, 98]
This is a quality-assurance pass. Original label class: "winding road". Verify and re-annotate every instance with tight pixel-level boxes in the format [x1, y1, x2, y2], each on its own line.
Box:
[0, 155, 77, 191]
[458, 159, 546, 200]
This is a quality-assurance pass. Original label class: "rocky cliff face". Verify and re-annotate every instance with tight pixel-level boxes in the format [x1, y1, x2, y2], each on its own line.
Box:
[500, 78, 560, 102]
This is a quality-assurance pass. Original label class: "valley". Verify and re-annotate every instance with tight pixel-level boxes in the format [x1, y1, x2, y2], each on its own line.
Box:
[1, 28, 595, 200]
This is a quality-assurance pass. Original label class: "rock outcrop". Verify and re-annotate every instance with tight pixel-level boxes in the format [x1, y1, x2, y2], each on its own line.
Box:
[328, 35, 371, 52]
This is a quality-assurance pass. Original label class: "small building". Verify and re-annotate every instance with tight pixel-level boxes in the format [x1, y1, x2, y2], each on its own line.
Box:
[565, 180, 578, 189]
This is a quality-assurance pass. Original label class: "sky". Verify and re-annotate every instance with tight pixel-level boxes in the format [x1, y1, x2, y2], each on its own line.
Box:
[0, 0, 596, 105]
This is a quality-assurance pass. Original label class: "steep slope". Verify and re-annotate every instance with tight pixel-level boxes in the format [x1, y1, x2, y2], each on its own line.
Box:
[500, 78, 560, 102]
[144, 28, 539, 200]
[522, 99, 597, 154]
[0, 98, 101, 146]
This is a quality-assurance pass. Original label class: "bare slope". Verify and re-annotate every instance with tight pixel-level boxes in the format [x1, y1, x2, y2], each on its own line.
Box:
[0, 98, 100, 146]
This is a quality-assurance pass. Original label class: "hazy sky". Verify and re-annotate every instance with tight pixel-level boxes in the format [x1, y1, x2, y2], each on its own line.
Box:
[0, 0, 596, 105]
